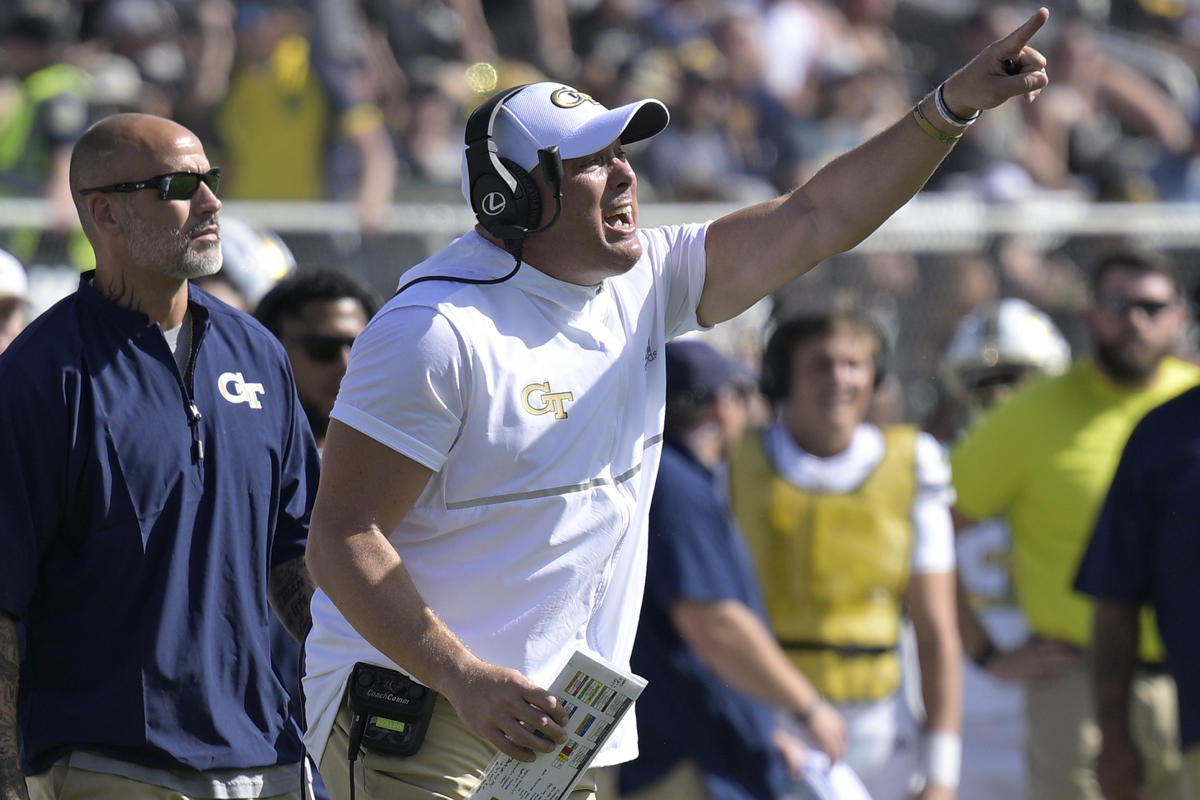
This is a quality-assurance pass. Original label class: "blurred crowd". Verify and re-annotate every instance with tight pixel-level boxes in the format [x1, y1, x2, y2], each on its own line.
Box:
[4, 0, 1200, 422]
[4, 0, 1200, 229]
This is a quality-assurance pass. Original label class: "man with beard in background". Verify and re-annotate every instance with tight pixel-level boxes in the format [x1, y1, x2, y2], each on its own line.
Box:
[950, 248, 1197, 800]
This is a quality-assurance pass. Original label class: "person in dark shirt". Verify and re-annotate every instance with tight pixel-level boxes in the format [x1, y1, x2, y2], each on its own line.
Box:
[1076, 384, 1200, 800]
[0, 112, 320, 800]
[621, 340, 851, 800]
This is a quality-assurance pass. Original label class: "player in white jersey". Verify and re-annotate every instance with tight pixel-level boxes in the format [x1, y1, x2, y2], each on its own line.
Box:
[938, 297, 1071, 800]
[300, 14, 1054, 800]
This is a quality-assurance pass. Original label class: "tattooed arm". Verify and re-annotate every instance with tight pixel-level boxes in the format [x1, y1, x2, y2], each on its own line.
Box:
[269, 556, 316, 644]
[0, 611, 29, 800]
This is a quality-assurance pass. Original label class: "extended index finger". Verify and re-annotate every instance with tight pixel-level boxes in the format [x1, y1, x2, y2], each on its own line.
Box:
[999, 6, 1050, 54]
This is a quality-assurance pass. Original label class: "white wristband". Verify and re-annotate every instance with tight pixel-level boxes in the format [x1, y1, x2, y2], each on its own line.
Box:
[935, 82, 980, 128]
[920, 730, 962, 789]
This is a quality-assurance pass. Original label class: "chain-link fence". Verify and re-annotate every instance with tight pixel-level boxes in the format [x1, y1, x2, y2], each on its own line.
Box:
[9, 195, 1200, 427]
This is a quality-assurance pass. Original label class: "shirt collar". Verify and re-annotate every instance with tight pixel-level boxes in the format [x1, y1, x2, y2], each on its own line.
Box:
[78, 270, 213, 333]
[470, 231, 605, 315]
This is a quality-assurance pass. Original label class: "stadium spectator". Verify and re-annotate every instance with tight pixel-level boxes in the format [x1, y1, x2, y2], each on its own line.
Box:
[89, 0, 187, 118]
[0, 2, 92, 267]
[620, 339, 859, 800]
[731, 310, 962, 800]
[0, 112, 320, 800]
[636, 39, 777, 203]
[212, 0, 396, 230]
[951, 247, 1198, 799]
[1022, 18, 1193, 201]
[300, 10, 1052, 800]
[756, 0, 838, 119]
[476, 0, 578, 81]
[569, 0, 659, 108]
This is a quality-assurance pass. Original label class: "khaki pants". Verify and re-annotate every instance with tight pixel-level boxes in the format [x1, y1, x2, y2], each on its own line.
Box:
[614, 760, 711, 800]
[26, 763, 303, 800]
[1184, 744, 1200, 797]
[319, 693, 598, 800]
[1026, 657, 1184, 800]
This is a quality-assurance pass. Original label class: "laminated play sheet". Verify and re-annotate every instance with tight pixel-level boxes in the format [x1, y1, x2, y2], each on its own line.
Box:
[468, 650, 646, 800]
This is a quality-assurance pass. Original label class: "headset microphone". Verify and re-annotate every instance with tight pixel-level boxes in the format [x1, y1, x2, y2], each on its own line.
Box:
[523, 145, 563, 238]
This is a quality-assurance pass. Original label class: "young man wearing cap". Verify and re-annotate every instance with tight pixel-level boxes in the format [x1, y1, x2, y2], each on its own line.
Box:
[302, 10, 1053, 800]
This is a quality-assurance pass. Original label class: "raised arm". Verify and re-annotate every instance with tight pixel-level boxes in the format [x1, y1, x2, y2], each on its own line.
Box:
[305, 420, 568, 762]
[698, 8, 1051, 326]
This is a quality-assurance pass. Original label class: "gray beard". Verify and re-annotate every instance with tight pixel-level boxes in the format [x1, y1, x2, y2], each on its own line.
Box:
[167, 246, 223, 280]
[125, 213, 223, 280]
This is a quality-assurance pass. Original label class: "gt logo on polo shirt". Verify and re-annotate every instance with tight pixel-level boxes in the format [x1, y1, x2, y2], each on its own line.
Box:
[218, 371, 266, 409]
[521, 382, 574, 420]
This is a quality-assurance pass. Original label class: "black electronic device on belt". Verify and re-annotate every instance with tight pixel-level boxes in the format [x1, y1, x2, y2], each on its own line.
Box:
[346, 661, 437, 760]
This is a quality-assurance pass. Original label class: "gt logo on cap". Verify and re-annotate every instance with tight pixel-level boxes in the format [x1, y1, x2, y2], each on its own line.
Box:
[551, 88, 599, 109]
[481, 191, 507, 216]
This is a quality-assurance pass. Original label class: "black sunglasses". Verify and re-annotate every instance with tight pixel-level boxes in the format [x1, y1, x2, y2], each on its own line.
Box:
[79, 167, 221, 201]
[284, 334, 356, 363]
[1097, 294, 1173, 318]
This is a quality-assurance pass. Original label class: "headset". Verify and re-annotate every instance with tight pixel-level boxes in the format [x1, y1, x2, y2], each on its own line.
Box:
[395, 85, 565, 296]
[464, 84, 564, 243]
[760, 310, 890, 401]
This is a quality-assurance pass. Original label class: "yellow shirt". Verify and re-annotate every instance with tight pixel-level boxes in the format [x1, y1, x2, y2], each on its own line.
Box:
[951, 356, 1200, 658]
[217, 35, 329, 201]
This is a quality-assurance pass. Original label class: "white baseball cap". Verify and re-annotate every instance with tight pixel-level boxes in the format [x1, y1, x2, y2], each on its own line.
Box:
[460, 82, 669, 204]
[0, 248, 28, 301]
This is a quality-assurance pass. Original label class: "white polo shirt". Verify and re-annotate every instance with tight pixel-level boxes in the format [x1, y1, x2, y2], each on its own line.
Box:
[303, 225, 710, 767]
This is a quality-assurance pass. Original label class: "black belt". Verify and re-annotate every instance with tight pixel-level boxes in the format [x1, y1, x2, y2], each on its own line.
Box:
[779, 639, 897, 657]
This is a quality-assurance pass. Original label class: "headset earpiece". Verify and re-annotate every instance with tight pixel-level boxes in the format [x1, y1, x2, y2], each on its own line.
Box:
[464, 85, 545, 241]
[759, 326, 790, 402]
[396, 85, 561, 296]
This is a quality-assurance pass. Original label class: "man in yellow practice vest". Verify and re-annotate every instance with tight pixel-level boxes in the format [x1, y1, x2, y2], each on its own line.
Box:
[733, 310, 962, 800]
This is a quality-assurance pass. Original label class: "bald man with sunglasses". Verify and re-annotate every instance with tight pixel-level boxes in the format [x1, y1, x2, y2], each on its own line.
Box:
[0, 113, 322, 800]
